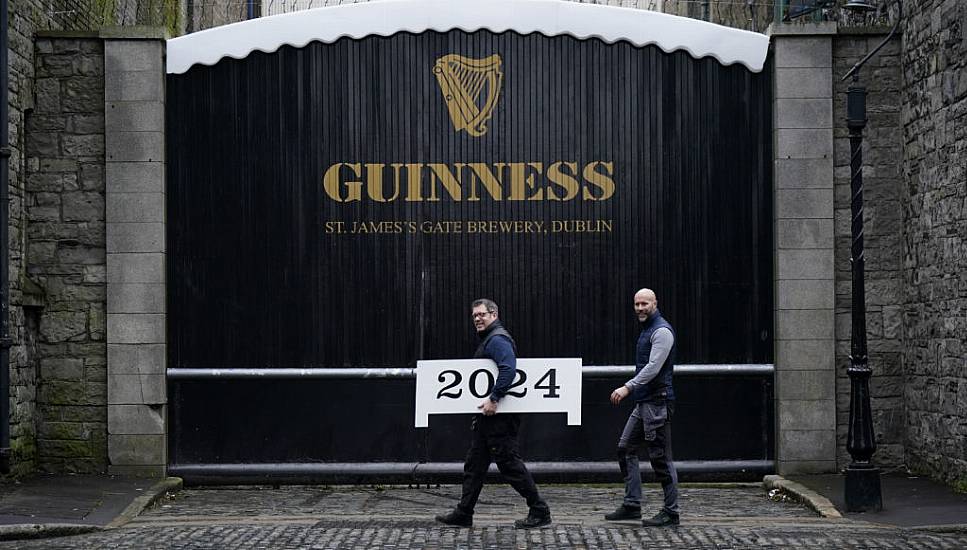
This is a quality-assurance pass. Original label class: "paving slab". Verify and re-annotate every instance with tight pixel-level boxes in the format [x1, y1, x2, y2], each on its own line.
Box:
[0, 475, 179, 540]
[0, 475, 155, 526]
[788, 473, 967, 530]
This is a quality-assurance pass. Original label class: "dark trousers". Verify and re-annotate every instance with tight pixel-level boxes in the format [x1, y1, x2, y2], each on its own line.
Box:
[617, 399, 679, 514]
[457, 413, 549, 516]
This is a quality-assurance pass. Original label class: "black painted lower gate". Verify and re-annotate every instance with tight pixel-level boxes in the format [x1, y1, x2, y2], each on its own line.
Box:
[165, 27, 774, 482]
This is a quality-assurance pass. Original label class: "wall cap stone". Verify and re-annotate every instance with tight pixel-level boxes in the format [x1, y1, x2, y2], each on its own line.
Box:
[36, 30, 100, 38]
[836, 26, 901, 37]
[37, 28, 170, 40]
[768, 22, 838, 37]
[100, 27, 171, 40]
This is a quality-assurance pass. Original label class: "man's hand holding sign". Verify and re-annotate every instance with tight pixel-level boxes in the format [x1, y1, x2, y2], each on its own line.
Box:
[478, 396, 497, 416]
[426, 299, 580, 530]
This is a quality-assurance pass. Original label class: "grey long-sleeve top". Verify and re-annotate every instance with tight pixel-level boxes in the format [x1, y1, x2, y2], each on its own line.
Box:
[624, 327, 674, 390]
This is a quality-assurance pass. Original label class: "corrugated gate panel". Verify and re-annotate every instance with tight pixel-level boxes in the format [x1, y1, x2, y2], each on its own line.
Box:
[166, 30, 774, 469]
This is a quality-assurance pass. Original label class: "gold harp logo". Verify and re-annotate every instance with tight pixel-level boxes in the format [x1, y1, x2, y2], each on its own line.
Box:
[433, 54, 503, 137]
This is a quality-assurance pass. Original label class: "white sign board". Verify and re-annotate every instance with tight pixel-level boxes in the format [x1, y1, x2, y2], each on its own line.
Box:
[415, 358, 582, 427]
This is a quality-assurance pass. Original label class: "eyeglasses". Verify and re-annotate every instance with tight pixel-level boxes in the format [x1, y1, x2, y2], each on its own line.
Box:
[471, 311, 495, 319]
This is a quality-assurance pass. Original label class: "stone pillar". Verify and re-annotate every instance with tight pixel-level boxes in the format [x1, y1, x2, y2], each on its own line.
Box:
[769, 23, 837, 474]
[103, 29, 167, 477]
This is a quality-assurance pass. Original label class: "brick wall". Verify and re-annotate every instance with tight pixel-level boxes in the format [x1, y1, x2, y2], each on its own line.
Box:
[25, 36, 107, 473]
[900, 0, 967, 485]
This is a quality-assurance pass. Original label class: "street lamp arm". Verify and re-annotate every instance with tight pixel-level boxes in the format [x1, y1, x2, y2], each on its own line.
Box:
[842, 0, 903, 81]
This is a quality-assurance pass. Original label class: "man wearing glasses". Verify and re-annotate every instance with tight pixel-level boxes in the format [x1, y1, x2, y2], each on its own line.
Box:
[435, 298, 552, 529]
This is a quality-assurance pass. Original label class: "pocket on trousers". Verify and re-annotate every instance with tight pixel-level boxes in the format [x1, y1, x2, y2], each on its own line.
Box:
[639, 402, 668, 441]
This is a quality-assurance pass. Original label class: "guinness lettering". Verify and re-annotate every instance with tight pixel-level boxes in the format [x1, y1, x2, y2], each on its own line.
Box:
[322, 161, 615, 203]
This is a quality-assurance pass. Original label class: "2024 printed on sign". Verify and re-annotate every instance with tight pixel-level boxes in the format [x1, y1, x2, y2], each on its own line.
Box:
[414, 358, 582, 427]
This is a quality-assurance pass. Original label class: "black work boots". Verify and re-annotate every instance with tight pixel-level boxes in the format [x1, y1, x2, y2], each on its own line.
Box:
[436, 507, 552, 529]
[604, 505, 642, 520]
[514, 509, 552, 529]
[641, 509, 680, 527]
[434, 509, 472, 527]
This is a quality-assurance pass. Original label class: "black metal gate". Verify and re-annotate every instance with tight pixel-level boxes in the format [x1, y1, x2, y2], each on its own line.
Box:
[166, 29, 774, 482]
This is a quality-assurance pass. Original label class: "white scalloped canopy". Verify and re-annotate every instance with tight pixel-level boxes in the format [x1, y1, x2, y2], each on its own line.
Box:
[166, 0, 770, 75]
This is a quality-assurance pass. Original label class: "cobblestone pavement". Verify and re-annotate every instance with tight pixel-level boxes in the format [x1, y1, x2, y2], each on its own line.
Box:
[4, 485, 967, 549]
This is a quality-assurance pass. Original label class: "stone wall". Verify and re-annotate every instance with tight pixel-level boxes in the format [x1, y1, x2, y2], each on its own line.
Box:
[187, 0, 246, 32]
[5, 0, 172, 476]
[900, 0, 967, 486]
[25, 35, 107, 473]
[7, 0, 39, 477]
[5, 0, 88, 477]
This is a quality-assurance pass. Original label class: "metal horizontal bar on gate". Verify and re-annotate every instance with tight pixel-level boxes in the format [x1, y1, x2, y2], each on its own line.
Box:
[166, 368, 416, 380]
[416, 460, 775, 475]
[584, 365, 774, 376]
[168, 460, 775, 484]
[166, 364, 773, 380]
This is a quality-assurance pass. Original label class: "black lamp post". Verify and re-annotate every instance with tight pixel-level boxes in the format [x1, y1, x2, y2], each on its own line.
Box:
[840, 0, 902, 513]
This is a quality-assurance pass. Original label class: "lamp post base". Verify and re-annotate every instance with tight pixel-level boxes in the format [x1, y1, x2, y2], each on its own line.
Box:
[845, 464, 882, 512]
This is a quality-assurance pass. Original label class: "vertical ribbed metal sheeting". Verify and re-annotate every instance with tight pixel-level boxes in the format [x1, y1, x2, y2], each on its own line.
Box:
[166, 30, 773, 371]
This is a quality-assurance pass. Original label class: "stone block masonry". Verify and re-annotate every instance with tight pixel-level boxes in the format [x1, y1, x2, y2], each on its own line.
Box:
[770, 23, 838, 475]
[4, 0, 67, 477]
[12, 29, 167, 476]
[25, 36, 107, 473]
[900, 0, 967, 486]
[103, 34, 168, 477]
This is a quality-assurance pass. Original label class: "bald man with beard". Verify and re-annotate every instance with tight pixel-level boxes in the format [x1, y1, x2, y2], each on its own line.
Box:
[605, 288, 680, 527]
